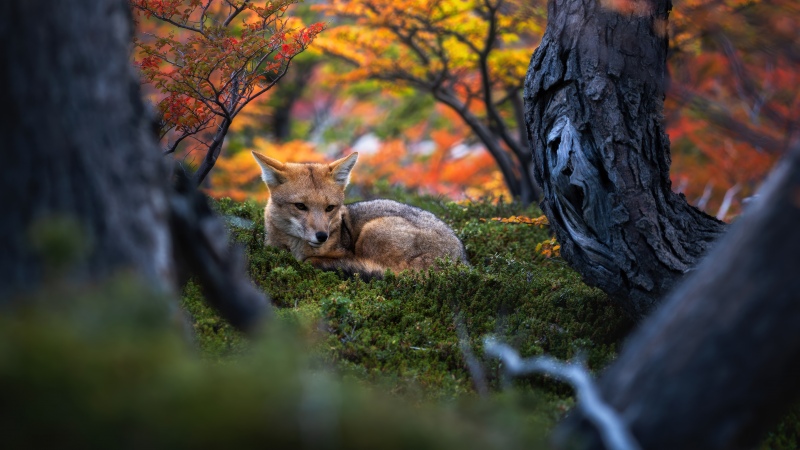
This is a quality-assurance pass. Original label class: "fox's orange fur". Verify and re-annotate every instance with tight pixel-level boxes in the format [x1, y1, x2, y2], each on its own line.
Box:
[252, 151, 468, 279]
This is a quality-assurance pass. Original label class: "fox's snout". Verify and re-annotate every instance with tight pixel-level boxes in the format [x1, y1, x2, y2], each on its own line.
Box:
[305, 211, 333, 245]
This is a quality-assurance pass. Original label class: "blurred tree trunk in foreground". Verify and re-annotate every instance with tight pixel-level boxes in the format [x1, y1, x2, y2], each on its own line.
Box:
[524, 0, 726, 319]
[0, 0, 174, 296]
[0, 0, 268, 331]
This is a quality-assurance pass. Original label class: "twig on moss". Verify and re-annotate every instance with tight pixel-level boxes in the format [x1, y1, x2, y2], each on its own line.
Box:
[455, 316, 489, 397]
[483, 337, 640, 450]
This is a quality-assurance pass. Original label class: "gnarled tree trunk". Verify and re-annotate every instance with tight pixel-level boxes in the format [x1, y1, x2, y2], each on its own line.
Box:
[523, 0, 726, 319]
[552, 143, 800, 449]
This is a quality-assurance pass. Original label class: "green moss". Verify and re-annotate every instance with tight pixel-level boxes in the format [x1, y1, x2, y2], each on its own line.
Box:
[2, 276, 551, 449]
[7, 192, 797, 447]
[206, 193, 633, 404]
[761, 405, 800, 450]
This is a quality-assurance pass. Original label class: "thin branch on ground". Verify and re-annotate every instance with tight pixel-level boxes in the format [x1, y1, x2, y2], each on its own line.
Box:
[454, 316, 489, 397]
[484, 337, 640, 450]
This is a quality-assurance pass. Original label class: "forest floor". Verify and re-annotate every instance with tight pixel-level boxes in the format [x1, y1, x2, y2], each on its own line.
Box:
[2, 187, 797, 448]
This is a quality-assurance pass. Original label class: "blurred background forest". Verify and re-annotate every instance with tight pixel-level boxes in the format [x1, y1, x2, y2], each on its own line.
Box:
[133, 0, 799, 219]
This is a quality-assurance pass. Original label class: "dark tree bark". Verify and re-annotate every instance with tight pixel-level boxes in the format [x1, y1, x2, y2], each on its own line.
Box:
[552, 143, 800, 449]
[0, 0, 174, 296]
[0, 0, 268, 332]
[270, 60, 316, 142]
[523, 0, 726, 319]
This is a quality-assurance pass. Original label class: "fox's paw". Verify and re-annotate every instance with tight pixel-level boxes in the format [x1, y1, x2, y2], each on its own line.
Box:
[305, 257, 386, 282]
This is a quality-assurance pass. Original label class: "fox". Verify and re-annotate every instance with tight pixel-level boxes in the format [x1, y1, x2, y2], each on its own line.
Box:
[251, 151, 468, 279]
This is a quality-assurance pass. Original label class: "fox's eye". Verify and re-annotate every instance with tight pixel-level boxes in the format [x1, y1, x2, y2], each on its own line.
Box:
[294, 203, 307, 211]
[325, 205, 336, 212]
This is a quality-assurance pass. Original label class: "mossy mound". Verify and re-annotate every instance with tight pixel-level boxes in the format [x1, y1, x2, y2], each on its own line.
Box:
[0, 277, 548, 449]
[4, 190, 797, 448]
[198, 194, 634, 407]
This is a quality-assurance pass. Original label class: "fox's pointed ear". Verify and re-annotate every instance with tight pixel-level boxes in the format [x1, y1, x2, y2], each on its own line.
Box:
[329, 152, 358, 187]
[252, 151, 286, 188]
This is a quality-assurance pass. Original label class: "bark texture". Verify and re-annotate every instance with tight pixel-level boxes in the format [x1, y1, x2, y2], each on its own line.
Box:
[0, 0, 269, 332]
[523, 0, 726, 318]
[0, 0, 174, 297]
[553, 144, 800, 449]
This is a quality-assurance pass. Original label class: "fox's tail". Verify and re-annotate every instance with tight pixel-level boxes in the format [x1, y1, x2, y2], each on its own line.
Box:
[312, 258, 388, 282]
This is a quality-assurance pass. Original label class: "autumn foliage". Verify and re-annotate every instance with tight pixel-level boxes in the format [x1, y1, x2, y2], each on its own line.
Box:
[313, 0, 546, 203]
[132, 0, 799, 219]
[132, 0, 323, 184]
[310, 0, 798, 217]
[663, 0, 798, 219]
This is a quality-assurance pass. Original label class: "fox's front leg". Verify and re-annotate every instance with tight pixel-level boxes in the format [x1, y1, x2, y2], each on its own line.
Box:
[304, 256, 339, 270]
[304, 256, 387, 281]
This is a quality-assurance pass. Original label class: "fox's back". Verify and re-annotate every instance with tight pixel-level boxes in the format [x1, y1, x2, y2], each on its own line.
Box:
[344, 199, 468, 265]
[345, 199, 446, 231]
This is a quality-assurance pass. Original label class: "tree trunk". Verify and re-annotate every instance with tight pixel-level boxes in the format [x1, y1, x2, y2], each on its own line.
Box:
[0, 0, 174, 298]
[523, 0, 726, 319]
[434, 90, 542, 205]
[0, 0, 269, 332]
[270, 60, 316, 142]
[193, 118, 232, 187]
[552, 143, 800, 449]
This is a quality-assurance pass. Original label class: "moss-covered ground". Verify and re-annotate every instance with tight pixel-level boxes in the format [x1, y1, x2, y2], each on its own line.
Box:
[2, 189, 797, 448]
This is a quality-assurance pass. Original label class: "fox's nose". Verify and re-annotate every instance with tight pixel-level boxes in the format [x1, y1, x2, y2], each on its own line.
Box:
[315, 231, 328, 243]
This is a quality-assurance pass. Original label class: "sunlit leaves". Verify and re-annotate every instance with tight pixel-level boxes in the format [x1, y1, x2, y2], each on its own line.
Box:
[211, 139, 325, 201]
[132, 0, 324, 159]
[484, 215, 549, 226]
[314, 0, 545, 111]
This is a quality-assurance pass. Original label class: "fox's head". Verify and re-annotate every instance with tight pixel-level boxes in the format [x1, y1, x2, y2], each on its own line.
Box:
[252, 151, 358, 248]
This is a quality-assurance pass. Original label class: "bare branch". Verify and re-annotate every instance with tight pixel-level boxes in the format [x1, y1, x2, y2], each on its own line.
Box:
[670, 83, 787, 153]
[192, 118, 232, 186]
[716, 183, 741, 220]
[454, 316, 488, 397]
[131, 5, 208, 37]
[223, 0, 250, 27]
[484, 338, 641, 450]
[695, 181, 713, 210]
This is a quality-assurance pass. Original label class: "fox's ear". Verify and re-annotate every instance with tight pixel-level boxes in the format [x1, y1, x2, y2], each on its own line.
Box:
[329, 152, 358, 187]
[252, 151, 286, 188]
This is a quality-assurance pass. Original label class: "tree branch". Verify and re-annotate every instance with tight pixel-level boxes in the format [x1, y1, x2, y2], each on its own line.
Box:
[484, 338, 641, 450]
[192, 117, 231, 186]
[131, 5, 208, 37]
[223, 0, 250, 27]
[170, 168, 270, 333]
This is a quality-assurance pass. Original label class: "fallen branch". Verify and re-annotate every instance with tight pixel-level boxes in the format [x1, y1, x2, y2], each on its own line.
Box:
[484, 338, 640, 450]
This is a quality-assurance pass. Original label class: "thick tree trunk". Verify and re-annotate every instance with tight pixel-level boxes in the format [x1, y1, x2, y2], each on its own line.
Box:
[553, 143, 800, 449]
[523, 0, 726, 319]
[0, 0, 174, 298]
[0, 0, 269, 332]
